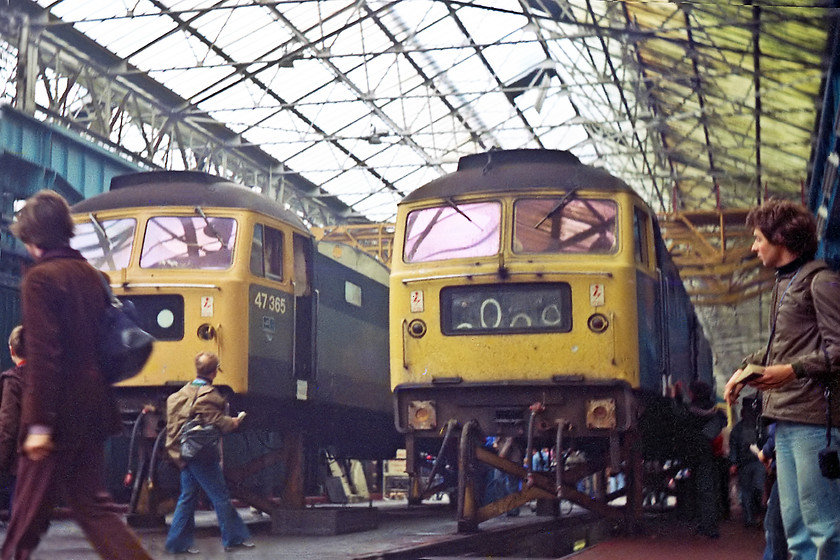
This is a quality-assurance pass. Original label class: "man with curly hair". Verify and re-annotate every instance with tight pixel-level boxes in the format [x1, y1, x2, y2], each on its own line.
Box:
[726, 199, 840, 560]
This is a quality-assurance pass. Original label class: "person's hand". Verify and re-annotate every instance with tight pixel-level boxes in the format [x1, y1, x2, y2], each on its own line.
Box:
[724, 369, 745, 405]
[23, 433, 54, 461]
[751, 364, 795, 390]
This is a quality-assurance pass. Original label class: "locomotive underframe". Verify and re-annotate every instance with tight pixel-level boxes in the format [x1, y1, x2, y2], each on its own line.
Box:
[111, 386, 399, 528]
[395, 379, 647, 532]
[394, 379, 637, 439]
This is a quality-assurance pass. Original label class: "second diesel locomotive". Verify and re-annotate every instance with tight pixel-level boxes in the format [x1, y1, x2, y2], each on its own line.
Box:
[70, 170, 399, 509]
[389, 149, 713, 530]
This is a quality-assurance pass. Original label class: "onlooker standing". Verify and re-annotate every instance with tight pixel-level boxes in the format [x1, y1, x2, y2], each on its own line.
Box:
[684, 380, 727, 539]
[1, 190, 153, 560]
[165, 351, 254, 554]
[729, 397, 765, 528]
[726, 199, 840, 560]
[0, 326, 25, 511]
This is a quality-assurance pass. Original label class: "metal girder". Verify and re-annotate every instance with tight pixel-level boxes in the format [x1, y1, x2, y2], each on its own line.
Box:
[0, 0, 355, 226]
[658, 209, 774, 306]
[3, 0, 830, 227]
[310, 223, 395, 266]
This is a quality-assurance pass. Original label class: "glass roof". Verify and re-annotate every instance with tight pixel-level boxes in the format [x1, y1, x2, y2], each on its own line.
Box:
[0, 0, 833, 224]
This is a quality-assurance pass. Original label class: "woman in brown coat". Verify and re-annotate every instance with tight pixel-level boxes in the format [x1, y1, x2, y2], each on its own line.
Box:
[1, 190, 153, 560]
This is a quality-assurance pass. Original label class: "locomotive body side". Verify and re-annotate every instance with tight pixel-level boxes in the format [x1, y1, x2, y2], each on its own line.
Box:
[312, 241, 391, 416]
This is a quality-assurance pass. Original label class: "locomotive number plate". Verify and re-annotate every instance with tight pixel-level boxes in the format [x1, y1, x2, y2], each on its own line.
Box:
[254, 290, 287, 314]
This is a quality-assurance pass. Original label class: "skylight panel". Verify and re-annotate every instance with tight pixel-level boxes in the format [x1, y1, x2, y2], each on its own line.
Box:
[364, 142, 430, 172]
[388, 0, 453, 43]
[127, 28, 217, 77]
[543, 123, 589, 151]
[300, 99, 371, 138]
[148, 66, 231, 100]
[353, 193, 404, 223]
[258, 58, 336, 103]
[43, 0, 120, 22]
[288, 142, 350, 175]
[287, 0, 357, 38]
[193, 5, 291, 62]
[73, 17, 177, 63]
[327, 13, 394, 55]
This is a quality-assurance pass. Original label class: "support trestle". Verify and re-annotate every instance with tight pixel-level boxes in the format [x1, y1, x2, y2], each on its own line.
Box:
[452, 412, 644, 534]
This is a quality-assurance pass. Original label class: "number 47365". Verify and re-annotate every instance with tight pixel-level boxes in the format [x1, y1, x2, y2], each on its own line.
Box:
[254, 291, 287, 314]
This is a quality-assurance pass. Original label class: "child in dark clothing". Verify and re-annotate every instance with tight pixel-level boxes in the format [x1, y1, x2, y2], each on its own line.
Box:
[0, 326, 25, 512]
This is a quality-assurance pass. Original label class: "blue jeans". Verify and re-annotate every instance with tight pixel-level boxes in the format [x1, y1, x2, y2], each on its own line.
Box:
[165, 454, 250, 553]
[775, 421, 840, 560]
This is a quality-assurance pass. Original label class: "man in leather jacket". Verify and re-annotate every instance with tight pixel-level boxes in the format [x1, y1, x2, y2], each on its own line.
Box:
[164, 351, 254, 555]
[726, 199, 840, 560]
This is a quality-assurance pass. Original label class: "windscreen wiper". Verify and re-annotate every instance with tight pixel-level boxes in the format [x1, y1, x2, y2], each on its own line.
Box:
[89, 212, 117, 270]
[445, 197, 476, 226]
[534, 187, 579, 229]
[194, 206, 226, 247]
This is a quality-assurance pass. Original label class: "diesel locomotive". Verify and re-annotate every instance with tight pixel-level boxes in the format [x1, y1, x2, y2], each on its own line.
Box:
[389, 149, 713, 530]
[69, 170, 399, 510]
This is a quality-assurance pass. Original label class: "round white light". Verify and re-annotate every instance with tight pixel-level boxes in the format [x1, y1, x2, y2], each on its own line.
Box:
[157, 309, 175, 329]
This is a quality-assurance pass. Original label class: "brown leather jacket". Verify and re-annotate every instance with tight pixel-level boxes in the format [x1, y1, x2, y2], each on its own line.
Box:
[743, 259, 840, 426]
[165, 380, 238, 468]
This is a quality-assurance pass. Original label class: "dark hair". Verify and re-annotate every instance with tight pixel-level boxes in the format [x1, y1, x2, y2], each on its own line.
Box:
[7, 325, 23, 359]
[745, 199, 818, 260]
[10, 190, 75, 250]
[689, 380, 713, 404]
[194, 351, 219, 378]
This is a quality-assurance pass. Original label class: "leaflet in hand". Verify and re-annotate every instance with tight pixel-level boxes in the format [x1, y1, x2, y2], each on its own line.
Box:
[734, 363, 765, 385]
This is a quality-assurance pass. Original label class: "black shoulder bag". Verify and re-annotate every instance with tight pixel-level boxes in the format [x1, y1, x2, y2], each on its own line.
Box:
[97, 274, 155, 384]
[818, 386, 840, 478]
[179, 388, 221, 461]
[819, 341, 840, 479]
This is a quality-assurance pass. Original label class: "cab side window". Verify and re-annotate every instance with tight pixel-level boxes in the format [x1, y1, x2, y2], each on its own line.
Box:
[633, 207, 650, 267]
[250, 224, 284, 281]
[292, 233, 311, 296]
